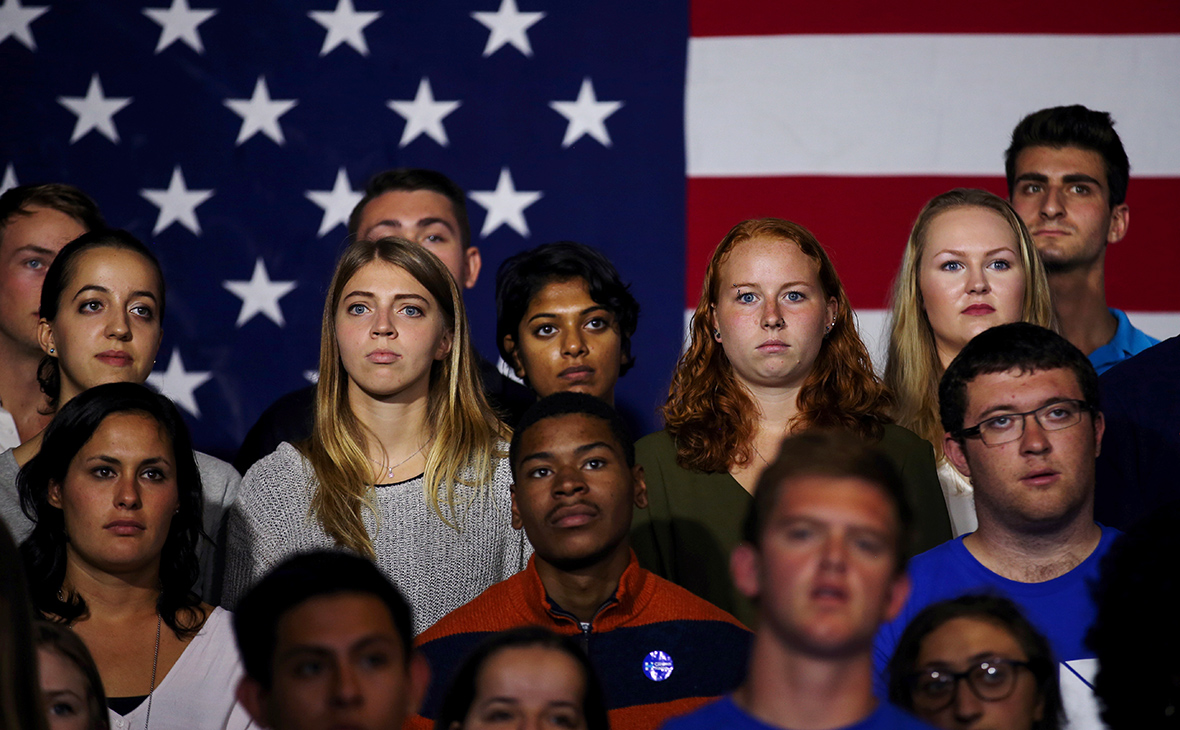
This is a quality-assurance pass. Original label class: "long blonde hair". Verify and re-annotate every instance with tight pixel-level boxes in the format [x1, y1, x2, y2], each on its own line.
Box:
[301, 237, 508, 558]
[884, 189, 1054, 458]
[663, 218, 891, 473]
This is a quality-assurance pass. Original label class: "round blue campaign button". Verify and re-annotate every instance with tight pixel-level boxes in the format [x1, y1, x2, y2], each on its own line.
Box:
[643, 650, 674, 682]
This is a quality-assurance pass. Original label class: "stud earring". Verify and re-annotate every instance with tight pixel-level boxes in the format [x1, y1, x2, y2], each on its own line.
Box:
[713, 328, 721, 341]
[48, 348, 54, 354]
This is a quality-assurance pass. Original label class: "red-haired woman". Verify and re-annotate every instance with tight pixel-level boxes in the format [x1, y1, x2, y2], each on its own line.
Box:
[633, 218, 950, 626]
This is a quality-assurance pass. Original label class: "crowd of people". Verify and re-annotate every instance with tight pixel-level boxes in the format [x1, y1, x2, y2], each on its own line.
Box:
[0, 103, 1175, 730]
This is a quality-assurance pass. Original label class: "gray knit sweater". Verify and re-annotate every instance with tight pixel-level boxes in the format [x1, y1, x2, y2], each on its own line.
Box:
[222, 442, 531, 635]
[0, 447, 240, 602]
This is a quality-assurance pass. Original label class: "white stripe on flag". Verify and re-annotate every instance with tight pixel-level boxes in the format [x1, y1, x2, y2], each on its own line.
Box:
[687, 34, 1180, 177]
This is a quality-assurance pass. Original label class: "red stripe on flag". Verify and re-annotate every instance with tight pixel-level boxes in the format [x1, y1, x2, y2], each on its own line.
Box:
[692, 0, 1180, 36]
[687, 176, 1180, 312]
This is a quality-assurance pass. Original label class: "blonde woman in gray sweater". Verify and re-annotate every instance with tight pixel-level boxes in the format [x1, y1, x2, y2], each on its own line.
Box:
[225, 237, 529, 633]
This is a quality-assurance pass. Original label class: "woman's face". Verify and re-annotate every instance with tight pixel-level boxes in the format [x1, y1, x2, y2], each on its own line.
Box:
[48, 411, 180, 576]
[918, 207, 1026, 368]
[38, 648, 95, 730]
[335, 260, 452, 404]
[39, 247, 164, 404]
[504, 278, 624, 404]
[711, 237, 837, 393]
[461, 645, 589, 730]
[910, 616, 1044, 730]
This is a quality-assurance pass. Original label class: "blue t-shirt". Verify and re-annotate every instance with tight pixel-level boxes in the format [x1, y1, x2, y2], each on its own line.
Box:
[1089, 308, 1158, 375]
[661, 696, 935, 730]
[874, 526, 1120, 730]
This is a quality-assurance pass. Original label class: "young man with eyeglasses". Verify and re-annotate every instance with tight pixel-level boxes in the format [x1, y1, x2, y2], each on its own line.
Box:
[874, 322, 1117, 730]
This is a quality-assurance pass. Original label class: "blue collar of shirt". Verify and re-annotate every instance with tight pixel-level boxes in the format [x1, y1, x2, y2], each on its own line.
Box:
[1088, 308, 1160, 375]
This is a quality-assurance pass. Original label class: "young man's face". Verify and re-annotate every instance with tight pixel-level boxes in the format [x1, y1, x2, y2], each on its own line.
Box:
[355, 189, 481, 290]
[1009, 145, 1128, 273]
[238, 592, 428, 730]
[944, 367, 1103, 533]
[511, 412, 646, 571]
[732, 475, 909, 658]
[0, 206, 86, 352]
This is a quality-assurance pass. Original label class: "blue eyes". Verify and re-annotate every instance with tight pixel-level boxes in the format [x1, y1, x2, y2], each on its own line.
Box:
[939, 260, 1014, 272]
[735, 291, 804, 303]
[345, 303, 425, 317]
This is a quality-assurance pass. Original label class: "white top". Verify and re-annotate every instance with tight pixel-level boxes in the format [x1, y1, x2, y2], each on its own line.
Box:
[0, 404, 18, 451]
[224, 442, 532, 635]
[106, 607, 253, 730]
[936, 457, 978, 537]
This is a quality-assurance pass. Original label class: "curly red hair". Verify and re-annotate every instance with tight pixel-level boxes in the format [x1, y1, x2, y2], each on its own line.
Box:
[662, 218, 892, 472]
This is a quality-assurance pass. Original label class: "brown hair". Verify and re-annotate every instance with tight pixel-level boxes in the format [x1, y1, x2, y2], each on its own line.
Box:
[34, 621, 110, 730]
[663, 218, 891, 472]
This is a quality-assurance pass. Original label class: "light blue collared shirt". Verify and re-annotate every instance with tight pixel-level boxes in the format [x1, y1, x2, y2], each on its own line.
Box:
[1089, 308, 1159, 375]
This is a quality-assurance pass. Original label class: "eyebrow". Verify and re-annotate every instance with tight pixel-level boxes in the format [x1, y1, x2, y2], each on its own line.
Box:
[518, 440, 617, 467]
[14, 244, 56, 257]
[342, 291, 430, 304]
[72, 284, 159, 302]
[730, 281, 811, 289]
[278, 634, 400, 661]
[932, 248, 1016, 258]
[367, 217, 456, 234]
[86, 455, 171, 466]
[975, 396, 1075, 420]
[1015, 172, 1103, 186]
[526, 304, 609, 324]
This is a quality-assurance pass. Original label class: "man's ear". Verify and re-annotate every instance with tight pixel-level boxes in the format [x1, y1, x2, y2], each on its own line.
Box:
[235, 677, 273, 729]
[1092, 410, 1105, 458]
[632, 464, 648, 510]
[883, 572, 911, 624]
[502, 334, 526, 380]
[509, 483, 523, 530]
[1107, 203, 1129, 244]
[462, 246, 482, 290]
[38, 319, 56, 356]
[943, 433, 972, 478]
[730, 542, 761, 601]
[407, 653, 431, 717]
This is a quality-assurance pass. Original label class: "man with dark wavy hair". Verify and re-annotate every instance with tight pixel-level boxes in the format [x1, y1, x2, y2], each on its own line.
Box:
[1005, 105, 1157, 374]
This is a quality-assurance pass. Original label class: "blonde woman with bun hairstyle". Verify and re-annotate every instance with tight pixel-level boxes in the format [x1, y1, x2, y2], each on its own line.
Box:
[885, 188, 1054, 535]
[225, 237, 529, 634]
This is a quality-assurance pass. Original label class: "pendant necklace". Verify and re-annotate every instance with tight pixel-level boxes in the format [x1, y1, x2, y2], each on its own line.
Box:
[143, 613, 161, 730]
[367, 440, 428, 480]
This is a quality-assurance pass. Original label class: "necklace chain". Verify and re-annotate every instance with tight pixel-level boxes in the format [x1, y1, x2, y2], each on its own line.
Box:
[144, 613, 160, 730]
[366, 440, 428, 480]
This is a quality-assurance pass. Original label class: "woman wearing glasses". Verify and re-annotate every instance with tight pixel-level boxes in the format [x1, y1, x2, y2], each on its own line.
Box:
[887, 594, 1062, 730]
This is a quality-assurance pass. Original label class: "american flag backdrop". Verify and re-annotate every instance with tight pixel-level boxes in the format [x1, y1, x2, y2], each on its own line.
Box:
[0, 0, 688, 458]
[2, 0, 1178, 464]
